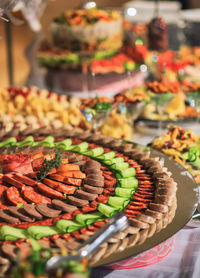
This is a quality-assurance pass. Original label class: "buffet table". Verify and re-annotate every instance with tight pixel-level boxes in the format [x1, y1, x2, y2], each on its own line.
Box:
[92, 223, 200, 278]
[90, 127, 200, 278]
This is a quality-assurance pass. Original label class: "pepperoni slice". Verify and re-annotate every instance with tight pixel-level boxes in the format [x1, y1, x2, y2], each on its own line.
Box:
[6, 187, 27, 205]
[37, 183, 65, 200]
[22, 186, 51, 204]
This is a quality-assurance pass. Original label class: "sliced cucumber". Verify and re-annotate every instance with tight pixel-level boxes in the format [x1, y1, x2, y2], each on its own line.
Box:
[108, 196, 130, 210]
[72, 142, 89, 153]
[115, 187, 135, 198]
[98, 152, 116, 161]
[110, 162, 129, 171]
[97, 203, 117, 218]
[0, 225, 27, 240]
[29, 237, 42, 251]
[84, 147, 104, 157]
[27, 225, 59, 240]
[118, 177, 138, 188]
[116, 167, 136, 178]
[103, 157, 124, 166]
[0, 137, 17, 148]
[56, 220, 82, 233]
[55, 139, 72, 150]
[16, 136, 34, 147]
[75, 212, 104, 226]
[32, 136, 55, 148]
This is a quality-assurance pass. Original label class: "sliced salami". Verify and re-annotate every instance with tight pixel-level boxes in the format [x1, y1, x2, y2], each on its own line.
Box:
[22, 186, 51, 204]
[6, 187, 27, 205]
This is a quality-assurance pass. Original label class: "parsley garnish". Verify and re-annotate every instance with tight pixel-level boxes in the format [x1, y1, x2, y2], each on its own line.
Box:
[36, 148, 62, 182]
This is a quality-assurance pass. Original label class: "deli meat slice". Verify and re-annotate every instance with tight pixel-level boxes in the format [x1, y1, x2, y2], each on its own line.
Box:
[12, 174, 37, 186]
[22, 186, 51, 204]
[84, 178, 104, 187]
[0, 209, 20, 224]
[76, 190, 97, 201]
[3, 175, 24, 189]
[0, 185, 8, 209]
[6, 187, 27, 205]
[83, 184, 103, 194]
[36, 203, 61, 218]
[49, 174, 82, 186]
[23, 204, 43, 220]
[51, 200, 77, 212]
[67, 196, 89, 207]
[43, 178, 76, 195]
[56, 171, 86, 179]
[7, 207, 35, 222]
[1, 153, 33, 174]
[37, 183, 65, 200]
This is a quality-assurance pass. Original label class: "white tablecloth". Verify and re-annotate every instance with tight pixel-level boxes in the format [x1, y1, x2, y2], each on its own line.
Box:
[91, 222, 200, 278]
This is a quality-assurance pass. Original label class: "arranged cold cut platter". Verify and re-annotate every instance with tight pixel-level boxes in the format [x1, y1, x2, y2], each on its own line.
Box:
[0, 129, 195, 276]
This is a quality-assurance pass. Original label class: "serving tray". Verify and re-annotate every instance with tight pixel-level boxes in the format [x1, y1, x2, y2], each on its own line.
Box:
[92, 147, 198, 267]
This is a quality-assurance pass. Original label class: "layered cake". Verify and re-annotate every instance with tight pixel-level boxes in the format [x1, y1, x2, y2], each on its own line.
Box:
[50, 8, 123, 52]
[37, 8, 147, 94]
[0, 130, 177, 276]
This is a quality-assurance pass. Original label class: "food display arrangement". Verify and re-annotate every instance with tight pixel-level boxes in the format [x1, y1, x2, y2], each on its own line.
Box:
[0, 130, 177, 276]
[151, 125, 200, 183]
[37, 7, 148, 93]
[1, 2, 200, 277]
[0, 79, 200, 141]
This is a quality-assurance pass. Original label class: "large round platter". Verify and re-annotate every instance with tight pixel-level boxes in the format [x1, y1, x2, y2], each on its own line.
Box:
[92, 147, 199, 267]
[0, 134, 197, 275]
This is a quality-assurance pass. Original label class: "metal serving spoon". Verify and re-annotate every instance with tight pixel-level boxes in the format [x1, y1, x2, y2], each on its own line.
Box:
[45, 212, 129, 273]
[192, 202, 200, 219]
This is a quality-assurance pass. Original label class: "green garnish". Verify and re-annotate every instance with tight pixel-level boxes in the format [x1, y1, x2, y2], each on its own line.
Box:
[36, 148, 62, 182]
[94, 102, 113, 111]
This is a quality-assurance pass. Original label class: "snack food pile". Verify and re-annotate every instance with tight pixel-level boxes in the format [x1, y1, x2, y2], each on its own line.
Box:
[151, 125, 200, 183]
